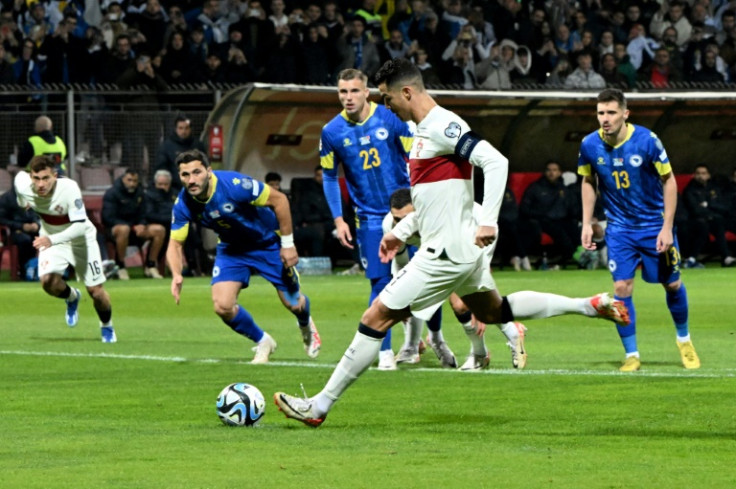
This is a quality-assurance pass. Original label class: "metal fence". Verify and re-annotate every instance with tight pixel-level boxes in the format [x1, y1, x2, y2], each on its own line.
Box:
[0, 86, 224, 186]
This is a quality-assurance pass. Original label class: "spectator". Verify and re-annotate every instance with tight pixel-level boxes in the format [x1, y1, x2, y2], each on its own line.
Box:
[269, 0, 290, 37]
[476, 40, 515, 89]
[264, 172, 282, 190]
[598, 30, 615, 61]
[155, 114, 207, 191]
[12, 37, 42, 91]
[0, 43, 15, 84]
[144, 169, 177, 229]
[545, 54, 573, 87]
[380, 28, 410, 64]
[411, 10, 446, 71]
[38, 14, 86, 84]
[197, 0, 230, 44]
[691, 45, 726, 82]
[626, 23, 658, 70]
[228, 0, 273, 73]
[188, 25, 209, 66]
[100, 1, 130, 50]
[292, 166, 335, 258]
[128, 0, 167, 55]
[600, 53, 629, 89]
[554, 23, 580, 57]
[158, 31, 198, 84]
[262, 32, 299, 83]
[335, 16, 380, 79]
[660, 26, 685, 74]
[520, 160, 579, 269]
[639, 46, 682, 88]
[564, 51, 606, 89]
[18, 115, 67, 173]
[682, 164, 735, 267]
[613, 41, 638, 88]
[102, 169, 167, 279]
[1, 10, 23, 59]
[0, 186, 40, 279]
[202, 52, 226, 82]
[299, 24, 331, 84]
[163, 4, 188, 47]
[102, 33, 135, 84]
[412, 47, 441, 86]
[445, 41, 477, 89]
[353, 0, 385, 41]
[497, 186, 532, 271]
[715, 9, 735, 46]
[20, 1, 50, 37]
[511, 45, 535, 86]
[650, 1, 692, 47]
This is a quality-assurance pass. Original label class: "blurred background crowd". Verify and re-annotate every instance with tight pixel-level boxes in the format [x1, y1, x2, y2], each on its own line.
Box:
[1, 0, 735, 90]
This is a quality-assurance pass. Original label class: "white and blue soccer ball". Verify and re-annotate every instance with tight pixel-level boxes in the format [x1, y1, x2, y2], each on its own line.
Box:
[215, 383, 266, 427]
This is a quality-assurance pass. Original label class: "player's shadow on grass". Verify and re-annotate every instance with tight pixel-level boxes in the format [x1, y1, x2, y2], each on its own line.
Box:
[590, 360, 685, 369]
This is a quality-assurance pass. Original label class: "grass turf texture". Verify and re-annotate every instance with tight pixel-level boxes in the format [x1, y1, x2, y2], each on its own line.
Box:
[1, 269, 735, 488]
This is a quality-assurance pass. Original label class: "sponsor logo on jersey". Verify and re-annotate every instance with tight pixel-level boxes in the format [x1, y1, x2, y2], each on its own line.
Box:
[232, 177, 241, 185]
[444, 122, 461, 138]
[613, 158, 624, 166]
[629, 155, 643, 167]
[54, 205, 64, 214]
[375, 127, 389, 140]
[359, 135, 371, 145]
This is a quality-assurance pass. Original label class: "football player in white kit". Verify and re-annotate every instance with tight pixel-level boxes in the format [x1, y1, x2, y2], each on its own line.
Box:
[15, 156, 116, 343]
[275, 58, 630, 427]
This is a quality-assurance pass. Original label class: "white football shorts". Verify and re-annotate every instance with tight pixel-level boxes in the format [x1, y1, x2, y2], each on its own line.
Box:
[379, 250, 496, 321]
[38, 236, 105, 287]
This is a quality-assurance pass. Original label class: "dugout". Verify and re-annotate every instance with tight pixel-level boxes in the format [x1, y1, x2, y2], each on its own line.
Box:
[206, 85, 736, 187]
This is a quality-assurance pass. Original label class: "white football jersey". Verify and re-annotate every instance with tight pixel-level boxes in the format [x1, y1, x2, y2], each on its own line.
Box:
[409, 105, 507, 264]
[15, 171, 96, 242]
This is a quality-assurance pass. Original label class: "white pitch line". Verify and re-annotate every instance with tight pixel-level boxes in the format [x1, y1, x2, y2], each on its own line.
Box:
[1, 350, 733, 379]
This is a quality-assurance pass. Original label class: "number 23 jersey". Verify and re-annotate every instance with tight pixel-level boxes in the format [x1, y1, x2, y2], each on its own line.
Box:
[578, 123, 671, 229]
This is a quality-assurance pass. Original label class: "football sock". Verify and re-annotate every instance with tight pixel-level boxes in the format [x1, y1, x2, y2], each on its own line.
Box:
[96, 307, 112, 325]
[295, 294, 311, 327]
[497, 321, 518, 343]
[370, 275, 392, 352]
[507, 291, 590, 318]
[615, 295, 637, 354]
[314, 324, 384, 415]
[427, 307, 442, 332]
[666, 284, 689, 337]
[462, 320, 487, 357]
[59, 285, 73, 300]
[428, 329, 444, 343]
[401, 317, 424, 349]
[145, 260, 156, 268]
[225, 305, 264, 342]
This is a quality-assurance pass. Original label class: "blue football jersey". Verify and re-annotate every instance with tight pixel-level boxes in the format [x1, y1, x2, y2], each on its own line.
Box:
[578, 123, 671, 229]
[320, 102, 412, 224]
[171, 171, 278, 250]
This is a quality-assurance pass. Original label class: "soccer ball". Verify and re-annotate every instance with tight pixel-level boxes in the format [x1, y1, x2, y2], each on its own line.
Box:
[215, 383, 266, 427]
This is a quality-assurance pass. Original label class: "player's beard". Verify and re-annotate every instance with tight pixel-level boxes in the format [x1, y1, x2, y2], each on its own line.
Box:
[190, 175, 210, 200]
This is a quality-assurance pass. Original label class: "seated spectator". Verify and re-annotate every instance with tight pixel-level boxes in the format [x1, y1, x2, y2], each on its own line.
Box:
[264, 172, 282, 190]
[682, 164, 735, 267]
[496, 186, 532, 271]
[476, 40, 515, 89]
[520, 160, 579, 268]
[613, 42, 638, 88]
[0, 187, 40, 279]
[650, 0, 692, 47]
[599, 53, 629, 89]
[564, 51, 606, 89]
[380, 28, 411, 64]
[102, 169, 167, 279]
[155, 114, 207, 191]
[412, 47, 441, 87]
[690, 46, 726, 83]
[292, 166, 335, 258]
[639, 46, 682, 88]
[336, 16, 380, 80]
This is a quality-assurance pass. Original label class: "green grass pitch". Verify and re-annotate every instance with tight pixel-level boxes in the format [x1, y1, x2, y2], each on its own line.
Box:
[1, 269, 735, 488]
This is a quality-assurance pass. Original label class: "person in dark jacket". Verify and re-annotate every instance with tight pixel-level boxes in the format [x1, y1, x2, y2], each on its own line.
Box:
[520, 160, 579, 268]
[102, 169, 166, 279]
[497, 186, 532, 271]
[292, 166, 335, 258]
[155, 114, 207, 191]
[0, 187, 40, 278]
[682, 164, 734, 267]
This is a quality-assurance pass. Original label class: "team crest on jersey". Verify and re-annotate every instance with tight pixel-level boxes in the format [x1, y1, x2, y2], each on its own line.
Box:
[629, 155, 643, 167]
[241, 179, 252, 190]
[415, 139, 424, 157]
[444, 122, 462, 138]
[74, 199, 83, 209]
[222, 203, 234, 213]
[343, 138, 352, 147]
[209, 210, 221, 219]
[359, 135, 371, 145]
[54, 205, 64, 214]
[375, 127, 388, 140]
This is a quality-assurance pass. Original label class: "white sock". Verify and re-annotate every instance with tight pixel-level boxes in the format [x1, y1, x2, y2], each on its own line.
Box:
[677, 334, 691, 343]
[626, 351, 640, 358]
[66, 288, 79, 302]
[507, 291, 590, 319]
[461, 321, 487, 356]
[313, 331, 382, 415]
[100, 321, 113, 328]
[497, 321, 518, 343]
[428, 329, 444, 343]
[407, 317, 423, 349]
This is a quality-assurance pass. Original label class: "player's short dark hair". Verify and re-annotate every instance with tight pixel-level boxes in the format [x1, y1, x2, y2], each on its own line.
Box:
[265, 171, 282, 183]
[597, 88, 627, 110]
[176, 149, 210, 168]
[29, 155, 56, 173]
[374, 57, 424, 91]
[338, 68, 367, 84]
[390, 188, 412, 210]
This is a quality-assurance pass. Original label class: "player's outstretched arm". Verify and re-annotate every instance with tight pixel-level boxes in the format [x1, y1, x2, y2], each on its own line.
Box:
[380, 232, 403, 263]
[166, 239, 185, 304]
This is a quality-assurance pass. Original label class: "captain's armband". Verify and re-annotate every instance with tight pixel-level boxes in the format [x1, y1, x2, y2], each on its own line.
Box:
[455, 131, 482, 160]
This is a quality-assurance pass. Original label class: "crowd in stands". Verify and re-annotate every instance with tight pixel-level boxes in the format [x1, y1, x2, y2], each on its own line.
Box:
[0, 0, 735, 89]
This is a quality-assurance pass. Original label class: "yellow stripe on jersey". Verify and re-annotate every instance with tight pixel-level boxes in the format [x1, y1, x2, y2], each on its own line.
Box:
[655, 161, 672, 176]
[340, 102, 377, 126]
[578, 164, 592, 176]
[193, 173, 219, 204]
[399, 135, 413, 153]
[252, 181, 270, 206]
[598, 123, 635, 149]
[171, 222, 189, 242]
[321, 152, 335, 170]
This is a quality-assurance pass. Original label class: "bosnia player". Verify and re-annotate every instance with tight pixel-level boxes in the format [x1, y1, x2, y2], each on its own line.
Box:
[15, 155, 116, 342]
[578, 88, 700, 372]
[320, 68, 419, 369]
[166, 149, 320, 364]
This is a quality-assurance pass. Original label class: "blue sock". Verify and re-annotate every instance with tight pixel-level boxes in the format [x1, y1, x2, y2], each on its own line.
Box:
[224, 306, 264, 343]
[295, 294, 311, 326]
[370, 275, 392, 351]
[666, 283, 689, 337]
[427, 307, 443, 332]
[615, 295, 637, 354]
